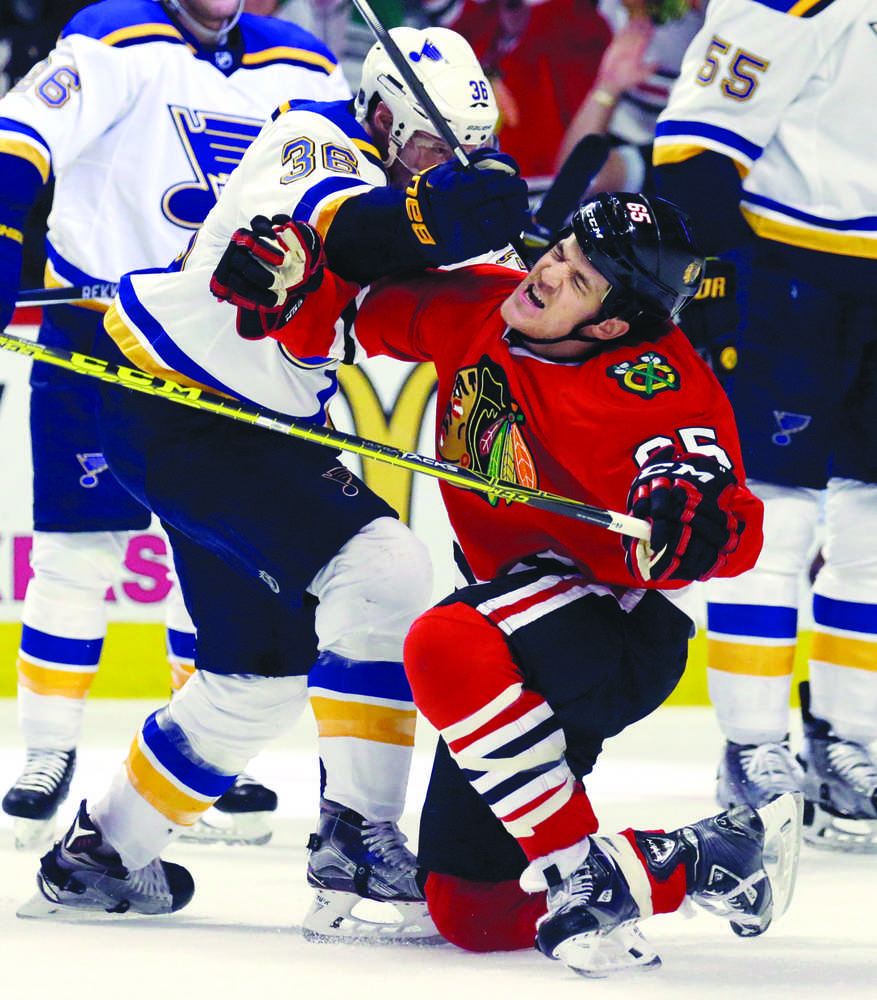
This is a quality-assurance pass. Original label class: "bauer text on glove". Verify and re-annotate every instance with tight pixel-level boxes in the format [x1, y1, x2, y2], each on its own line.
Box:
[404, 149, 529, 265]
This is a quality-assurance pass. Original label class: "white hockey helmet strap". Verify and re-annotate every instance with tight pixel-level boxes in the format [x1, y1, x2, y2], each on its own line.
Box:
[160, 0, 245, 46]
[355, 27, 498, 152]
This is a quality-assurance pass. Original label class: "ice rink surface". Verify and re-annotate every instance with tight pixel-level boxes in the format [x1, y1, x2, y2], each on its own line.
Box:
[1, 698, 875, 1000]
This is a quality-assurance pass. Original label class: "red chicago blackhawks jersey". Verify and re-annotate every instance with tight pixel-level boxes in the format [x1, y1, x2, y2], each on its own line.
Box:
[274, 264, 763, 588]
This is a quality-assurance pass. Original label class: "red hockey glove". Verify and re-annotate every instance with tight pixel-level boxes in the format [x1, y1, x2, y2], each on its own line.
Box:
[623, 445, 744, 584]
[404, 149, 529, 265]
[210, 215, 325, 339]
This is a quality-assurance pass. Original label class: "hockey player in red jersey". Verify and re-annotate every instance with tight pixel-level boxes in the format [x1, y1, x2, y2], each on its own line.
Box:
[209, 190, 803, 976]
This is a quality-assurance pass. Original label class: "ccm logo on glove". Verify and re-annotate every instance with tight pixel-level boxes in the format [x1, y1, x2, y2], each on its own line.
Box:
[623, 445, 745, 584]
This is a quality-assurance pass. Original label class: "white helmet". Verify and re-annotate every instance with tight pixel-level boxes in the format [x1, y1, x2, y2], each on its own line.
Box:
[354, 27, 498, 151]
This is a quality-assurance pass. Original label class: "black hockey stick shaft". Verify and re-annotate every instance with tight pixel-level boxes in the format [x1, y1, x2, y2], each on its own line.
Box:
[350, 0, 472, 167]
[534, 133, 611, 234]
[17, 283, 120, 307]
[0, 328, 650, 540]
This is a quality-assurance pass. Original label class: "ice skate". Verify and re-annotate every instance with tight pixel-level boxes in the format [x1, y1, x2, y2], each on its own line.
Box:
[178, 773, 277, 846]
[17, 800, 194, 919]
[682, 792, 803, 936]
[798, 682, 877, 853]
[2, 748, 76, 851]
[717, 738, 804, 810]
[303, 797, 442, 945]
[534, 838, 661, 978]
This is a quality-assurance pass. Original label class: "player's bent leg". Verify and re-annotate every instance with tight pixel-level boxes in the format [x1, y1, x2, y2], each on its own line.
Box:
[525, 793, 803, 978]
[18, 671, 309, 919]
[706, 482, 820, 809]
[4, 530, 128, 851]
[303, 517, 436, 943]
[800, 479, 877, 851]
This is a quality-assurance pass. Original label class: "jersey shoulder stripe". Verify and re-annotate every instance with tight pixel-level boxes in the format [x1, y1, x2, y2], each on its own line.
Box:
[238, 15, 339, 75]
[60, 0, 186, 47]
[747, 0, 839, 15]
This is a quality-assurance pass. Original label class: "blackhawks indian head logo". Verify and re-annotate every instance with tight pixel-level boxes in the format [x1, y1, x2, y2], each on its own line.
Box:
[438, 355, 537, 501]
[608, 352, 681, 397]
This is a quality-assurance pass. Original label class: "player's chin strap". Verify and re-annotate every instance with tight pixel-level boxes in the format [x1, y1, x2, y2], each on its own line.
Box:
[161, 0, 244, 46]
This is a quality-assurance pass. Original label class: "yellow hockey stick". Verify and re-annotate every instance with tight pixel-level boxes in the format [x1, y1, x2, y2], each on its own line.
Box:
[0, 329, 650, 541]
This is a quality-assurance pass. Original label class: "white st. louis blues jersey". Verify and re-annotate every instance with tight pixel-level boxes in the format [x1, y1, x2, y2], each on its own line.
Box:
[653, 0, 877, 259]
[0, 0, 350, 289]
[105, 100, 388, 423]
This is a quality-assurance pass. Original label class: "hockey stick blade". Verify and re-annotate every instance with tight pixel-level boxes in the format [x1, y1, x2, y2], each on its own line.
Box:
[0, 329, 650, 540]
[17, 283, 120, 307]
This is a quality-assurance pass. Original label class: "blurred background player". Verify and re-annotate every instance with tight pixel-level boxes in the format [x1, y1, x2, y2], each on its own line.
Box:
[21, 25, 529, 941]
[0, 0, 350, 850]
[654, 0, 877, 851]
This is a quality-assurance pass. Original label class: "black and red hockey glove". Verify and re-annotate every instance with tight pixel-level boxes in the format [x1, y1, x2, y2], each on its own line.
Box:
[210, 214, 325, 339]
[623, 445, 744, 584]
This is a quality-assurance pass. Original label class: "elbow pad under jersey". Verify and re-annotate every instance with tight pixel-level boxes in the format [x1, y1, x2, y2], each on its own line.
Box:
[654, 151, 754, 257]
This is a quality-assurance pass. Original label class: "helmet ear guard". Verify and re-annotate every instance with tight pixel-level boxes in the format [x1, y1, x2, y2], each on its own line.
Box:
[571, 193, 705, 326]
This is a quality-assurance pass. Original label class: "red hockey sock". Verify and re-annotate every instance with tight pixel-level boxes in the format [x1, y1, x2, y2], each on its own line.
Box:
[424, 871, 547, 952]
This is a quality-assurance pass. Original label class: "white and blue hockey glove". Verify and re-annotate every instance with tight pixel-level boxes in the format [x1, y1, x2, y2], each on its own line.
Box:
[623, 445, 743, 584]
[404, 149, 529, 264]
[210, 215, 325, 339]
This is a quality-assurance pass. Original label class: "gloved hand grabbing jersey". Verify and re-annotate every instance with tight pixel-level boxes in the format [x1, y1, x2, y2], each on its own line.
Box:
[404, 149, 529, 264]
[623, 445, 744, 584]
[210, 215, 325, 339]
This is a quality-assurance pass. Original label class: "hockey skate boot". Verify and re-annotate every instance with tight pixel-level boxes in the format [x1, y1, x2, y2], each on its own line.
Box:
[798, 682, 877, 853]
[717, 738, 804, 810]
[2, 748, 76, 851]
[303, 797, 441, 944]
[17, 800, 194, 919]
[178, 773, 278, 846]
[670, 792, 803, 936]
[535, 838, 661, 978]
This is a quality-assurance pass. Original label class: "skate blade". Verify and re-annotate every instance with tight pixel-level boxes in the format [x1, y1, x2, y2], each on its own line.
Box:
[302, 889, 445, 946]
[802, 802, 877, 854]
[555, 922, 661, 979]
[756, 791, 804, 921]
[178, 810, 273, 847]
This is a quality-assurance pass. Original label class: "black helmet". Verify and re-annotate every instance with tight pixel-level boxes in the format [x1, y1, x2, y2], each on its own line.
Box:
[571, 192, 704, 323]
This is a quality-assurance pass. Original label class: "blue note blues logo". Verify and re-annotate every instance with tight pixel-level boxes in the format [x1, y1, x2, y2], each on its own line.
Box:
[409, 41, 443, 63]
[161, 106, 264, 230]
[771, 410, 811, 446]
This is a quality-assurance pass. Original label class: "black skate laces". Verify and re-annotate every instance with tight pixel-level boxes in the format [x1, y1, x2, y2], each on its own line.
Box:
[360, 821, 416, 870]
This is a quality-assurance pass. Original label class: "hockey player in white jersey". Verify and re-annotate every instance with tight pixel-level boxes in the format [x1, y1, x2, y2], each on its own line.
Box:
[0, 0, 352, 851]
[654, 0, 877, 851]
[18, 26, 530, 939]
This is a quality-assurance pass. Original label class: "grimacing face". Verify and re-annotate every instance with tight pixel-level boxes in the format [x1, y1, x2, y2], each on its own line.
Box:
[500, 235, 621, 357]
